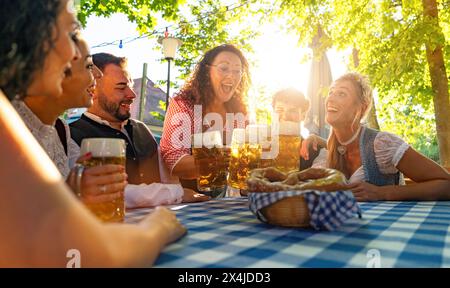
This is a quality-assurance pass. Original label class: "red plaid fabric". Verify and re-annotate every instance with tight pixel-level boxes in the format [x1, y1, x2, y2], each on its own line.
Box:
[160, 96, 198, 173]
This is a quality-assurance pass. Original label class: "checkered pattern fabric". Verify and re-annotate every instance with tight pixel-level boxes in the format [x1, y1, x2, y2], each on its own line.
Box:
[160, 97, 198, 173]
[126, 198, 450, 268]
[304, 191, 362, 230]
[248, 190, 361, 231]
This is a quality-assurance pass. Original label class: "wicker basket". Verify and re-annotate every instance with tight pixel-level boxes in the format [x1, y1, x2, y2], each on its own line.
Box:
[248, 167, 349, 228]
[260, 194, 310, 227]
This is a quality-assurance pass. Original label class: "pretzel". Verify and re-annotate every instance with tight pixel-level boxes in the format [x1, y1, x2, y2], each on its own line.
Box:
[246, 167, 347, 192]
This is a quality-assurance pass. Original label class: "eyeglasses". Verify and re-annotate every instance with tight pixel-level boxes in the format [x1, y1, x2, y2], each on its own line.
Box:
[208, 63, 243, 77]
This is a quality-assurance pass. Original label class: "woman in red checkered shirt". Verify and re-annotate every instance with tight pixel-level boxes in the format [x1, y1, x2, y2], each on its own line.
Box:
[160, 44, 251, 180]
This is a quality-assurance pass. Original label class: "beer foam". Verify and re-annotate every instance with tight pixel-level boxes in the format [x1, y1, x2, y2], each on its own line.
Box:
[246, 124, 270, 144]
[301, 121, 310, 139]
[231, 128, 246, 145]
[80, 138, 126, 157]
[192, 133, 203, 148]
[202, 131, 223, 148]
[278, 121, 300, 136]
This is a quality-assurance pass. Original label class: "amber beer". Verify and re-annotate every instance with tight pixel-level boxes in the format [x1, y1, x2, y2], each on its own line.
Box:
[192, 131, 227, 192]
[273, 121, 301, 173]
[257, 124, 275, 169]
[80, 138, 126, 222]
[228, 127, 262, 190]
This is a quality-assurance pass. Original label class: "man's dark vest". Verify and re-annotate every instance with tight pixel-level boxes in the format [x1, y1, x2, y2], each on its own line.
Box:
[70, 114, 159, 184]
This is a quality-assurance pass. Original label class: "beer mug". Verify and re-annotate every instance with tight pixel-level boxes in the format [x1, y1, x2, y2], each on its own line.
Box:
[192, 131, 227, 194]
[79, 138, 126, 222]
[273, 121, 301, 173]
[228, 127, 262, 190]
[256, 124, 275, 169]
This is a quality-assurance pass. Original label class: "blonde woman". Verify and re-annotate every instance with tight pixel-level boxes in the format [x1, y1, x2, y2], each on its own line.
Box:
[311, 72, 450, 201]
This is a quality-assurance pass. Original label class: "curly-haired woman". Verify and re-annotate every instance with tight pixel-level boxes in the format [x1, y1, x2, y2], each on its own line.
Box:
[160, 44, 251, 180]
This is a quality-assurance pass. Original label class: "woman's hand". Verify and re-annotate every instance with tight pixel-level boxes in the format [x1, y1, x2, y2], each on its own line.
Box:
[345, 181, 386, 202]
[182, 188, 210, 203]
[68, 153, 128, 204]
[139, 206, 187, 244]
[79, 164, 128, 204]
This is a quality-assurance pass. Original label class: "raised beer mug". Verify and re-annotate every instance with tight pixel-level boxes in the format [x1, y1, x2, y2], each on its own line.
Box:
[79, 138, 126, 222]
[273, 121, 301, 173]
[228, 127, 262, 190]
[192, 131, 227, 195]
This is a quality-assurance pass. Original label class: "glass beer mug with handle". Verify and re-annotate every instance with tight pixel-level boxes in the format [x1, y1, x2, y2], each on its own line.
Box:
[273, 121, 301, 173]
[79, 138, 126, 222]
[192, 130, 227, 196]
[256, 124, 274, 169]
[228, 127, 262, 191]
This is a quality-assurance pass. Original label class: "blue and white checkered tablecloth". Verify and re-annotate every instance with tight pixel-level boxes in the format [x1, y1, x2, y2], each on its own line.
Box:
[125, 198, 450, 268]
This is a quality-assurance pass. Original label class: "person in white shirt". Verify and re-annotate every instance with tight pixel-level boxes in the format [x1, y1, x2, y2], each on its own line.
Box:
[307, 72, 450, 201]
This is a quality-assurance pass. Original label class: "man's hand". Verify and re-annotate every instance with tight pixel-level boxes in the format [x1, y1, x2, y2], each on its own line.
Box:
[300, 134, 326, 160]
[182, 188, 210, 203]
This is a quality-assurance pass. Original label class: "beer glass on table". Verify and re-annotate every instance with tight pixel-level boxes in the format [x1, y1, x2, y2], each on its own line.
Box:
[192, 131, 227, 196]
[273, 121, 301, 173]
[79, 138, 126, 222]
[256, 124, 274, 169]
[228, 127, 262, 191]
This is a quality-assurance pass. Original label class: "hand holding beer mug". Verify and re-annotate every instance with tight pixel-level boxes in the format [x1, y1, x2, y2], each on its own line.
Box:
[192, 131, 227, 196]
[273, 121, 301, 173]
[77, 138, 127, 222]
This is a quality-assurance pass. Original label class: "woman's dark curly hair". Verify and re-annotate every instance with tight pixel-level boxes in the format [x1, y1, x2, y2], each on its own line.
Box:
[0, 0, 66, 100]
[177, 44, 250, 114]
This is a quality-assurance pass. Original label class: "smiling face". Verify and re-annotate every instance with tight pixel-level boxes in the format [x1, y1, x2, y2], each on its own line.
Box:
[60, 37, 102, 109]
[209, 51, 243, 104]
[326, 79, 364, 128]
[274, 100, 306, 122]
[93, 63, 136, 122]
[26, 0, 80, 99]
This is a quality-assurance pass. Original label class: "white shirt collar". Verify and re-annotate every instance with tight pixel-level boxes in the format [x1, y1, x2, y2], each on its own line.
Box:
[83, 111, 128, 130]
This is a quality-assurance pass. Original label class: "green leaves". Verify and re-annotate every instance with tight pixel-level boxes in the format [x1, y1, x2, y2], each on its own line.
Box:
[149, 100, 167, 122]
[77, 0, 449, 162]
[77, 0, 183, 31]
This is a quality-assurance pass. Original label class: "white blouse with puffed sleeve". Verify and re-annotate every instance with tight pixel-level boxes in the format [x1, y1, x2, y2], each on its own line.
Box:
[312, 131, 410, 184]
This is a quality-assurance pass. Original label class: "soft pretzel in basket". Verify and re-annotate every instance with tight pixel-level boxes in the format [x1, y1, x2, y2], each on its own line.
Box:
[247, 167, 347, 192]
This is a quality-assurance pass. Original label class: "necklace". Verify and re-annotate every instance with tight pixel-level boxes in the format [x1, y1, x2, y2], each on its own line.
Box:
[337, 126, 361, 155]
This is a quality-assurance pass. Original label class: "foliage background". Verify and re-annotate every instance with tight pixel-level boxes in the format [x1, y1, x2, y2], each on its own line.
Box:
[78, 0, 449, 163]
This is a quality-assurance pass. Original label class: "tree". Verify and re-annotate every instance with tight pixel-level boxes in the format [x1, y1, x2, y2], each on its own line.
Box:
[77, 0, 183, 32]
[352, 48, 380, 130]
[169, 0, 259, 80]
[77, 0, 450, 164]
[422, 0, 450, 166]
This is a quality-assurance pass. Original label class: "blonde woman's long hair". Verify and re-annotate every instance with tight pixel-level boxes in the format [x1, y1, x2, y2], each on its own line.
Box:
[327, 72, 373, 178]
